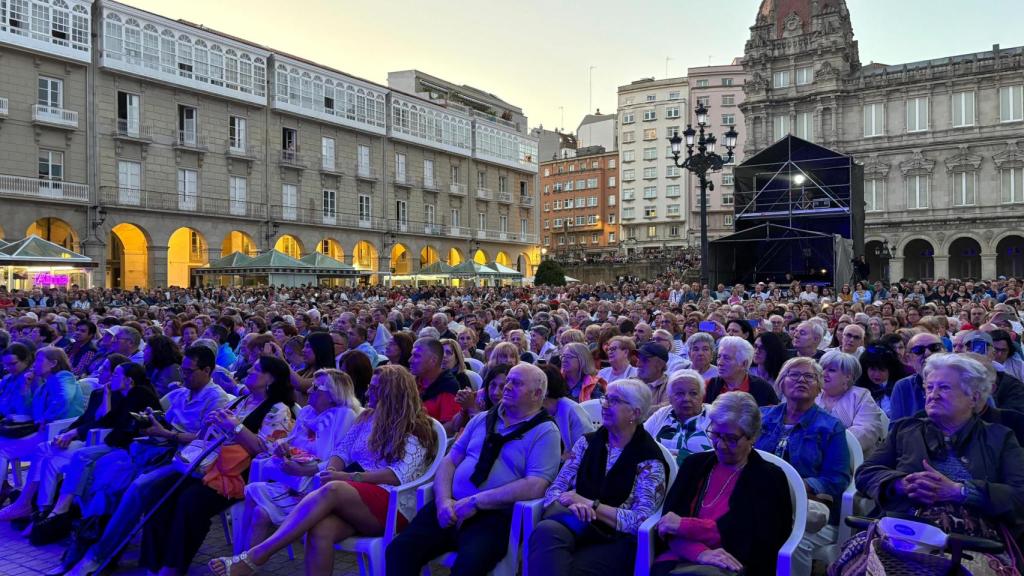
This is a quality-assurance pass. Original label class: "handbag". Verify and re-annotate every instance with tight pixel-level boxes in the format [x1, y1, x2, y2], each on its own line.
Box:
[202, 444, 252, 499]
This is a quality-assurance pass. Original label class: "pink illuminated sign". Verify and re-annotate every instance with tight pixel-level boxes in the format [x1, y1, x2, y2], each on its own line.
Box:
[32, 273, 70, 286]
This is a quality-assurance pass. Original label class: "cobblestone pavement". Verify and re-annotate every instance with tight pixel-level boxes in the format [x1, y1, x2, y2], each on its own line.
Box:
[0, 517, 365, 576]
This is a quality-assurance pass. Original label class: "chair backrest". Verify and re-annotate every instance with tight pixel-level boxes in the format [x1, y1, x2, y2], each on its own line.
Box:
[465, 370, 483, 390]
[466, 357, 485, 374]
[657, 442, 679, 488]
[580, 399, 603, 427]
[878, 410, 891, 437]
[845, 429, 864, 475]
[755, 449, 807, 572]
[416, 418, 449, 488]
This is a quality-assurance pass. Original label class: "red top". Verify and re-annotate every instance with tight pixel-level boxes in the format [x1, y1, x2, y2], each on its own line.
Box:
[657, 464, 740, 563]
[423, 393, 461, 424]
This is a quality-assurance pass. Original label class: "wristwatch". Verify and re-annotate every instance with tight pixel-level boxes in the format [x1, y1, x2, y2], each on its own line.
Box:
[353, 471, 364, 482]
[231, 422, 245, 436]
[469, 495, 479, 510]
[591, 498, 601, 511]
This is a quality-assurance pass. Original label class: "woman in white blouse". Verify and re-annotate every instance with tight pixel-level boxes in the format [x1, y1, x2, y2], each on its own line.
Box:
[210, 365, 439, 576]
[815, 350, 886, 456]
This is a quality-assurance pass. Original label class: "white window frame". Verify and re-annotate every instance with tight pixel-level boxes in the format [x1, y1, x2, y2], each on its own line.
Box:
[622, 150, 635, 162]
[864, 103, 885, 137]
[666, 184, 681, 198]
[795, 111, 813, 142]
[1000, 86, 1024, 123]
[773, 70, 790, 89]
[425, 204, 436, 226]
[450, 207, 461, 228]
[953, 171, 976, 206]
[37, 76, 62, 108]
[864, 179, 883, 212]
[357, 144, 371, 176]
[906, 97, 929, 133]
[117, 91, 140, 136]
[423, 159, 435, 189]
[395, 199, 408, 228]
[643, 109, 657, 121]
[321, 137, 336, 171]
[773, 115, 790, 141]
[478, 211, 487, 231]
[952, 91, 975, 128]
[499, 215, 508, 233]
[229, 176, 247, 216]
[282, 184, 297, 220]
[796, 66, 813, 86]
[721, 94, 735, 106]
[1002, 168, 1024, 204]
[117, 159, 141, 205]
[177, 168, 198, 211]
[358, 194, 372, 225]
[229, 116, 247, 152]
[906, 175, 930, 209]
[322, 189, 337, 224]
[395, 152, 407, 183]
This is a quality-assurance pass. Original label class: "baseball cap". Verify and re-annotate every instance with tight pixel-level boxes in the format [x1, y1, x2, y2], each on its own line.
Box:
[638, 342, 669, 363]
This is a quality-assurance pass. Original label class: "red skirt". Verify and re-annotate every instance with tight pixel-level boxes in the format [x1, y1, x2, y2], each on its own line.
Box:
[349, 481, 409, 532]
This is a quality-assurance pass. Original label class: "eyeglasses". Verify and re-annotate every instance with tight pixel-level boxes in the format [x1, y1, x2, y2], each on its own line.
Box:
[786, 372, 817, 382]
[601, 395, 629, 407]
[909, 343, 944, 356]
[706, 429, 747, 447]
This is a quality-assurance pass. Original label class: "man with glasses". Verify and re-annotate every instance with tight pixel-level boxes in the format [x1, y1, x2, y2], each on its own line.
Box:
[959, 331, 1024, 414]
[652, 329, 690, 373]
[987, 328, 1024, 384]
[839, 324, 866, 358]
[889, 332, 945, 421]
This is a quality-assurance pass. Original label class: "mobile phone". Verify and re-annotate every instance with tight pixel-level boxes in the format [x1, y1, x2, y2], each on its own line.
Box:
[698, 321, 716, 332]
[970, 339, 988, 354]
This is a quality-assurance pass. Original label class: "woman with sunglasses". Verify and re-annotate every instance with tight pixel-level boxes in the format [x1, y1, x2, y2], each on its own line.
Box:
[651, 391, 793, 576]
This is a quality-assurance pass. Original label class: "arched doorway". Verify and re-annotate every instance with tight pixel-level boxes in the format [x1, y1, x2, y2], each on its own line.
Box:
[274, 235, 303, 259]
[221, 231, 258, 257]
[316, 238, 345, 262]
[864, 240, 885, 283]
[27, 218, 79, 252]
[390, 243, 411, 275]
[495, 251, 510, 267]
[167, 227, 208, 288]
[353, 240, 378, 271]
[473, 248, 488, 264]
[948, 237, 982, 280]
[419, 246, 440, 269]
[108, 223, 149, 288]
[517, 253, 533, 277]
[903, 239, 935, 281]
[447, 247, 463, 267]
[997, 235, 1024, 278]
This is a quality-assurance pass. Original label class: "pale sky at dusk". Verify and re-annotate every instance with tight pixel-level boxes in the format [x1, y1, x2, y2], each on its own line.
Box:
[124, 0, 1024, 133]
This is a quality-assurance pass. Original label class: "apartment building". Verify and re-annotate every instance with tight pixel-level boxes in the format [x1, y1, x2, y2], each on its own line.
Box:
[0, 0, 540, 288]
[616, 77, 690, 254]
[686, 61, 747, 244]
[540, 146, 619, 259]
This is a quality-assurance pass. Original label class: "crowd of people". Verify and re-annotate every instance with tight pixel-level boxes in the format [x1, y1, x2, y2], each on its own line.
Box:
[0, 274, 1024, 576]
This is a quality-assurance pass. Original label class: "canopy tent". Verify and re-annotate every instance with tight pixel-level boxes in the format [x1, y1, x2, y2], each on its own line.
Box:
[208, 251, 254, 269]
[486, 261, 524, 279]
[0, 235, 96, 289]
[708, 223, 853, 288]
[195, 249, 362, 287]
[299, 252, 360, 276]
[564, 275, 580, 284]
[416, 261, 455, 276]
[449, 261, 498, 278]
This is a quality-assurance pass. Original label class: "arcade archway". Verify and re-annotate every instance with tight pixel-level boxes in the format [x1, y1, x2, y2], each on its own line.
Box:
[274, 235, 303, 259]
[108, 223, 149, 288]
[167, 227, 208, 288]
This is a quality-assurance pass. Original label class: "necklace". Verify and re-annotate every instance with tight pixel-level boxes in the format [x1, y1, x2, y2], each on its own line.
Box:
[700, 464, 743, 509]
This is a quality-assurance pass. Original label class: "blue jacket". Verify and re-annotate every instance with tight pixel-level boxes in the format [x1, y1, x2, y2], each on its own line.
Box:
[889, 373, 925, 423]
[756, 403, 851, 502]
[0, 371, 32, 417]
[32, 370, 86, 423]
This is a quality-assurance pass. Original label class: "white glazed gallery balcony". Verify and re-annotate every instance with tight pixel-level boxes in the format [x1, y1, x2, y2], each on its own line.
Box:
[32, 104, 78, 129]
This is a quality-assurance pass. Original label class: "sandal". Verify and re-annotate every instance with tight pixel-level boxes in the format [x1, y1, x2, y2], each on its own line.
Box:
[208, 551, 259, 576]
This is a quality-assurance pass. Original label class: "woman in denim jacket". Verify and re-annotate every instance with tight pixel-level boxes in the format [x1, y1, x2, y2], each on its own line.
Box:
[755, 356, 850, 576]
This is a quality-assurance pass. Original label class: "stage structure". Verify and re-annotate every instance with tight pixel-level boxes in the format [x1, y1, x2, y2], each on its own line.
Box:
[709, 135, 863, 287]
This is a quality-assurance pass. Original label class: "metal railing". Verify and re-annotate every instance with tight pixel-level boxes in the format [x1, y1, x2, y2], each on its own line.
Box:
[355, 162, 377, 180]
[279, 149, 306, 167]
[174, 130, 207, 150]
[269, 204, 386, 231]
[114, 119, 152, 140]
[0, 97, 8, 116]
[423, 223, 444, 235]
[519, 195, 535, 207]
[448, 226, 469, 237]
[449, 182, 467, 196]
[227, 142, 255, 158]
[496, 191, 513, 203]
[394, 173, 412, 187]
[422, 178, 439, 191]
[0, 174, 88, 202]
[32, 104, 78, 128]
[476, 187, 493, 200]
[321, 157, 338, 173]
[100, 186, 267, 218]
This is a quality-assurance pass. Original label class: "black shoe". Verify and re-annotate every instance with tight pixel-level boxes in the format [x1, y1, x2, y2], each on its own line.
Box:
[31, 509, 77, 546]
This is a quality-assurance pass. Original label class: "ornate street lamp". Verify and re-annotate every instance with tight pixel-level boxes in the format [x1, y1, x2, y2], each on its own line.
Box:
[669, 103, 738, 288]
[872, 239, 895, 283]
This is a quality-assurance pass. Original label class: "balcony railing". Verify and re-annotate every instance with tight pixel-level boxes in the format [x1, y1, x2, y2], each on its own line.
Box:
[394, 173, 412, 187]
[32, 104, 78, 129]
[174, 130, 207, 150]
[269, 204, 386, 231]
[423, 223, 444, 235]
[473, 229, 537, 244]
[476, 187, 493, 200]
[226, 142, 255, 159]
[448, 226, 469, 237]
[321, 157, 341, 174]
[449, 182, 467, 196]
[279, 149, 306, 168]
[0, 97, 8, 117]
[422, 178, 439, 192]
[100, 186, 267, 218]
[519, 195, 535, 207]
[0, 174, 88, 202]
[355, 162, 377, 180]
[113, 119, 152, 140]
[496, 191, 513, 204]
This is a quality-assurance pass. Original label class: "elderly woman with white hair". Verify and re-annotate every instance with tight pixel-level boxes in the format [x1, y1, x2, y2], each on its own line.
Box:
[843, 353, 1024, 574]
[815, 350, 885, 456]
[644, 369, 713, 465]
[527, 378, 669, 575]
[704, 336, 779, 407]
[686, 332, 719, 381]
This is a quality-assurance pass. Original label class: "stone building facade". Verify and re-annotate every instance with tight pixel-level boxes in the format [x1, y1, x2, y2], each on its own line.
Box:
[742, 0, 1024, 281]
[0, 0, 539, 288]
[540, 147, 620, 259]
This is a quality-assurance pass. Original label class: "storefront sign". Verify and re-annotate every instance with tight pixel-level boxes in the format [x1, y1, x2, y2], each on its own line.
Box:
[32, 272, 70, 286]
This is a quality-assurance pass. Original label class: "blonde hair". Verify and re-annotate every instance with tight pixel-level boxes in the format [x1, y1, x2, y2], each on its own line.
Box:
[314, 369, 363, 412]
[440, 338, 467, 375]
[558, 329, 585, 345]
[36, 346, 71, 374]
[560, 342, 598, 380]
[489, 341, 520, 367]
[364, 365, 437, 464]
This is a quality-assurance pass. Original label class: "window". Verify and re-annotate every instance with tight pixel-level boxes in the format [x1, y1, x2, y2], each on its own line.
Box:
[643, 147, 657, 161]
[37, 149, 63, 182]
[773, 70, 790, 89]
[423, 159, 435, 188]
[586, 178, 597, 189]
[554, 218, 563, 228]
[722, 174, 734, 186]
[666, 184, 681, 197]
[722, 194, 734, 206]
[450, 208, 461, 227]
[773, 115, 790, 140]
[724, 215, 734, 226]
[864, 103, 884, 137]
[667, 204, 680, 217]
[177, 168, 198, 211]
[229, 176, 247, 216]
[643, 167, 657, 179]
[795, 111, 813, 141]
[907, 175, 929, 209]
[477, 172, 487, 189]
[608, 232, 616, 243]
[643, 186, 657, 199]
[647, 225, 657, 237]
[666, 107, 680, 119]
[906, 97, 929, 132]
[588, 196, 598, 207]
[358, 144, 371, 175]
[478, 212, 486, 230]
[553, 200, 562, 210]
[37, 76, 62, 108]
[177, 105, 197, 146]
[695, 79, 709, 88]
[608, 214, 616, 224]
[668, 91, 681, 100]
[607, 194, 617, 206]
[643, 109, 657, 122]
[359, 194, 372, 224]
[396, 199, 408, 227]
[697, 96, 710, 107]
[575, 216, 585, 226]
[952, 91, 975, 127]
[721, 113, 735, 126]
[229, 116, 246, 151]
[321, 137, 335, 171]
[395, 152, 407, 183]
[622, 188, 635, 201]
[117, 160, 141, 205]
[666, 126, 680, 138]
[666, 165, 680, 178]
[623, 131, 635, 143]
[591, 233, 599, 244]
[1002, 168, 1024, 203]
[623, 112, 635, 124]
[1000, 86, 1023, 122]
[543, 167, 550, 177]
[643, 129, 657, 140]
[623, 169, 635, 181]
[558, 236, 566, 246]
[282, 184, 297, 220]
[722, 94, 735, 106]
[722, 78, 734, 86]
[623, 150, 635, 162]
[646, 94, 656, 102]
[521, 218, 528, 237]
[623, 207, 636, 219]
[796, 67, 813, 86]
[564, 181, 574, 192]
[499, 176, 509, 193]
[953, 172, 976, 206]
[645, 207, 658, 219]
[117, 92, 140, 135]
[608, 158, 616, 169]
[425, 204, 436, 226]
[608, 176, 616, 187]
[450, 164, 460, 184]
[865, 179, 884, 212]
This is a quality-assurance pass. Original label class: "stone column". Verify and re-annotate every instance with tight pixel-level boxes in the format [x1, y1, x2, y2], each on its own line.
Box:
[147, 245, 169, 289]
[933, 255, 949, 280]
[981, 253, 997, 280]
[889, 257, 904, 282]
[80, 237, 106, 289]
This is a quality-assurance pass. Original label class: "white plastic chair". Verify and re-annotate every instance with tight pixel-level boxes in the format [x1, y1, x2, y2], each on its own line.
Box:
[334, 418, 448, 576]
[813, 429, 864, 564]
[466, 358, 485, 374]
[465, 370, 483, 391]
[634, 450, 807, 576]
[10, 417, 80, 488]
[579, 399, 603, 428]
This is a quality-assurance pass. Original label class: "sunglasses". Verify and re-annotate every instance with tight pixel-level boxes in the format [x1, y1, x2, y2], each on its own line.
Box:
[909, 343, 944, 356]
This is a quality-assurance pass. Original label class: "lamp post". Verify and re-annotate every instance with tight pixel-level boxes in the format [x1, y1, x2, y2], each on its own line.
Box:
[669, 103, 737, 289]
[872, 239, 895, 283]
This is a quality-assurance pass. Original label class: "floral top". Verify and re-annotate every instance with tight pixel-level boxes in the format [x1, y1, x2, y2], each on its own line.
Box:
[543, 435, 667, 534]
[233, 397, 294, 450]
[643, 405, 713, 465]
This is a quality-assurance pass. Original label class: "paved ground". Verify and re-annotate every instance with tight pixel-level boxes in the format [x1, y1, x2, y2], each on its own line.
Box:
[0, 516, 366, 576]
